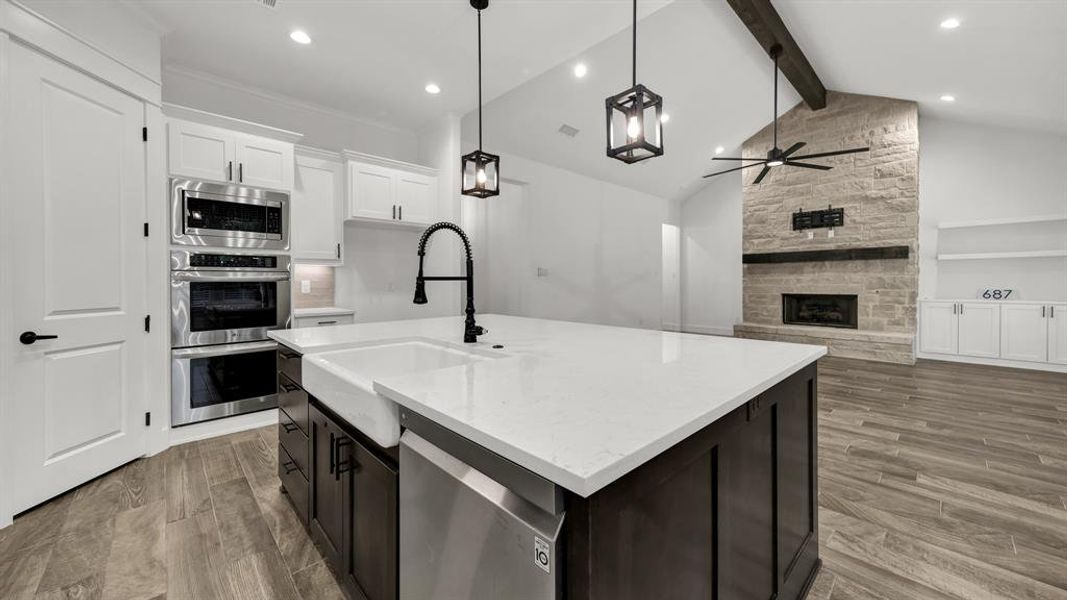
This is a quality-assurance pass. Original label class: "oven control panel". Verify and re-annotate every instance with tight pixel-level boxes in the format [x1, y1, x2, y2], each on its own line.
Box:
[190, 254, 278, 269]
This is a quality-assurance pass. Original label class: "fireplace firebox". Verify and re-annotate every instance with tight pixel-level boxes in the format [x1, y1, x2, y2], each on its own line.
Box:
[782, 294, 858, 329]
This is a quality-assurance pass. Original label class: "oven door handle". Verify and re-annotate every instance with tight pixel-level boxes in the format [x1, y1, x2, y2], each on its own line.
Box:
[172, 340, 279, 360]
[171, 271, 290, 283]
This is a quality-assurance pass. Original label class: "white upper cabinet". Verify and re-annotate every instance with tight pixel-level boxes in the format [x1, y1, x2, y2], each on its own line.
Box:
[168, 120, 235, 183]
[957, 302, 1001, 358]
[345, 152, 437, 227]
[236, 136, 293, 191]
[1049, 304, 1067, 365]
[919, 301, 958, 355]
[349, 161, 397, 222]
[292, 148, 344, 264]
[1000, 304, 1048, 362]
[167, 117, 294, 191]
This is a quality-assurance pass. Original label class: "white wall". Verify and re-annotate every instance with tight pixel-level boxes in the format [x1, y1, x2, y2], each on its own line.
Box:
[466, 151, 670, 330]
[919, 117, 1067, 301]
[679, 171, 743, 336]
[162, 66, 419, 161]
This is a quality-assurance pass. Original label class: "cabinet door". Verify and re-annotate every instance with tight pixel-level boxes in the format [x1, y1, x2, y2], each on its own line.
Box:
[349, 161, 397, 221]
[919, 302, 958, 355]
[396, 172, 436, 225]
[236, 135, 293, 191]
[1000, 304, 1048, 362]
[309, 405, 345, 568]
[1049, 304, 1067, 365]
[343, 440, 399, 600]
[167, 120, 235, 182]
[293, 153, 344, 264]
[958, 302, 1001, 358]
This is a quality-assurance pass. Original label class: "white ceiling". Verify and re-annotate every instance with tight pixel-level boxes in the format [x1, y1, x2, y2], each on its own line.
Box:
[136, 0, 672, 131]
[776, 0, 1067, 135]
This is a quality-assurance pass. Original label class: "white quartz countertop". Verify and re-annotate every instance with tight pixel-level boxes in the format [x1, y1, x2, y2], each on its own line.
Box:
[269, 315, 825, 497]
[293, 306, 356, 318]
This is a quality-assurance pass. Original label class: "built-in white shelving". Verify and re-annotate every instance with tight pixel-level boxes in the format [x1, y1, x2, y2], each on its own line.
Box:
[937, 214, 1067, 230]
[937, 250, 1067, 261]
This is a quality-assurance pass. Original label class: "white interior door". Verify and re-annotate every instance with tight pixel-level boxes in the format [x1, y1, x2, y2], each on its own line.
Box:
[957, 302, 1001, 358]
[1000, 304, 1048, 362]
[919, 302, 958, 355]
[4, 43, 148, 513]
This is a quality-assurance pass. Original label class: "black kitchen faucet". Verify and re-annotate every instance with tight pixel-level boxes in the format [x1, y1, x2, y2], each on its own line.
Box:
[413, 222, 486, 344]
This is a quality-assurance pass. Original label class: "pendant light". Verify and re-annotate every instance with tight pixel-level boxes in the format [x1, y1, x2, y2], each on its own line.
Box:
[461, 0, 500, 198]
[605, 0, 664, 163]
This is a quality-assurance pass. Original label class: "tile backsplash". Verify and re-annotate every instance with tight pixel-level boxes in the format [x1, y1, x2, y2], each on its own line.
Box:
[293, 265, 335, 309]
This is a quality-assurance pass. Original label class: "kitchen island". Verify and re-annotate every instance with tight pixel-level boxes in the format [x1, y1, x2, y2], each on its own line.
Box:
[270, 314, 825, 600]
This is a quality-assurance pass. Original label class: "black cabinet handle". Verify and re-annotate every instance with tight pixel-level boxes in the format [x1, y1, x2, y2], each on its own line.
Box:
[20, 331, 58, 345]
[392, 205, 396, 220]
[279, 349, 300, 360]
[282, 421, 299, 433]
[328, 431, 335, 475]
[279, 381, 300, 393]
[317, 320, 338, 326]
[334, 438, 352, 481]
[227, 161, 233, 181]
[398, 205, 402, 220]
[238, 162, 243, 183]
[336, 243, 341, 259]
[282, 460, 299, 475]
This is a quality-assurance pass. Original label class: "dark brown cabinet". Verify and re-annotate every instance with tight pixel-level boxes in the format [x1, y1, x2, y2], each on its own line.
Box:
[308, 403, 399, 600]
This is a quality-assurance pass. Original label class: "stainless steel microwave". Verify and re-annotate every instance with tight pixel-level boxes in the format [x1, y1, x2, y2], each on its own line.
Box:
[171, 178, 289, 250]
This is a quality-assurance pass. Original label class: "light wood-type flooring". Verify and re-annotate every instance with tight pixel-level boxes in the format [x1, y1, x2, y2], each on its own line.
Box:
[1, 357, 1065, 599]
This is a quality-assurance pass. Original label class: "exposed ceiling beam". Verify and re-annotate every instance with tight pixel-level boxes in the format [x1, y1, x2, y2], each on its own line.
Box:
[726, 0, 827, 110]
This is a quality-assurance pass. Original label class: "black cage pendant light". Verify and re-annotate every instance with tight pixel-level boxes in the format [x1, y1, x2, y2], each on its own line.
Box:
[461, 0, 500, 198]
[605, 0, 664, 163]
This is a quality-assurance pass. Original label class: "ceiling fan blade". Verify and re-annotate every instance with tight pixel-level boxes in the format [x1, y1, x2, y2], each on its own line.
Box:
[789, 146, 870, 160]
[711, 156, 765, 162]
[785, 161, 832, 170]
[701, 161, 767, 178]
[752, 165, 772, 184]
[782, 142, 806, 157]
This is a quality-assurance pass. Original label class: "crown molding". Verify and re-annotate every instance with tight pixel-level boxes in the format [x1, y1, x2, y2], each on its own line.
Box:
[163, 64, 419, 139]
[163, 103, 304, 143]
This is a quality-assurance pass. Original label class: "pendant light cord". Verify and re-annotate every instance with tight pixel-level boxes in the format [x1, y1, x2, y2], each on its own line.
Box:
[631, 0, 637, 87]
[477, 8, 483, 151]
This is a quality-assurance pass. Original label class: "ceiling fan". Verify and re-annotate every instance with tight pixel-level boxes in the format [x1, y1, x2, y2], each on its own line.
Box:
[703, 44, 869, 184]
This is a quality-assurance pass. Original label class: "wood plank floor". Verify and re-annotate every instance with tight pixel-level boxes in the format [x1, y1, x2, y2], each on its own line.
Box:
[0, 357, 1064, 599]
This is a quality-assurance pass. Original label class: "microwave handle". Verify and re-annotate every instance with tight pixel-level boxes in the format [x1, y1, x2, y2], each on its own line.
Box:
[171, 271, 290, 283]
[172, 340, 278, 360]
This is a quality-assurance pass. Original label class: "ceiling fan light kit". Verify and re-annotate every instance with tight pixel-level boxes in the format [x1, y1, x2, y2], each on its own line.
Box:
[606, 0, 664, 164]
[703, 44, 869, 183]
[461, 0, 500, 198]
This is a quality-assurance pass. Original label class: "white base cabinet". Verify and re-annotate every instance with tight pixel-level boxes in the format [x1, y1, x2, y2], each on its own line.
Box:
[919, 300, 1067, 371]
[345, 152, 437, 227]
[292, 148, 344, 264]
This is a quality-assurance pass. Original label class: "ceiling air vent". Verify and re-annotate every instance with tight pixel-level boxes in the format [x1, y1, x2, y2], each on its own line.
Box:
[558, 123, 580, 138]
[253, 0, 278, 8]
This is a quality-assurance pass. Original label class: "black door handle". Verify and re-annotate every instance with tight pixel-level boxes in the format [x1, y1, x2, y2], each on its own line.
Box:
[20, 331, 58, 345]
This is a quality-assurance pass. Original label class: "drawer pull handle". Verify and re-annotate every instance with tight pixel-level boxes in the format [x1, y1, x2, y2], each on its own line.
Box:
[317, 320, 338, 325]
[334, 438, 352, 481]
[280, 382, 300, 393]
[282, 421, 299, 433]
[279, 349, 300, 360]
[282, 460, 299, 475]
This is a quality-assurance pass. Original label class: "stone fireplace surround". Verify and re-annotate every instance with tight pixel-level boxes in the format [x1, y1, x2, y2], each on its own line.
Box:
[733, 92, 919, 365]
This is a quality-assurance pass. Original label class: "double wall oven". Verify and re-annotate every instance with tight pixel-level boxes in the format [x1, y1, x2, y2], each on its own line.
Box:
[170, 179, 291, 427]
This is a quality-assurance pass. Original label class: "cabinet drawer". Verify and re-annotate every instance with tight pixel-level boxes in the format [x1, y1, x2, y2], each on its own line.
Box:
[278, 346, 302, 386]
[293, 314, 355, 329]
[279, 407, 309, 478]
[278, 373, 309, 433]
[279, 444, 309, 523]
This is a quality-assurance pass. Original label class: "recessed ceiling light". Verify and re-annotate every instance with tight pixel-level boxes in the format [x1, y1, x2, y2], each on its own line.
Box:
[660, 113, 670, 124]
[939, 17, 961, 29]
[573, 63, 588, 78]
[289, 30, 311, 45]
[425, 83, 441, 95]
[940, 94, 956, 102]
[714, 146, 725, 155]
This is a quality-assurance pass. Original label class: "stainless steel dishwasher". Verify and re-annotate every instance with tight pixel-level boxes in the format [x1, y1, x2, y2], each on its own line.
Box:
[399, 410, 565, 600]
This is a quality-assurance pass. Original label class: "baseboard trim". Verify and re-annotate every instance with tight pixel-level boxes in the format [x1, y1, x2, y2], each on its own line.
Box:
[166, 409, 278, 448]
[916, 353, 1067, 374]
